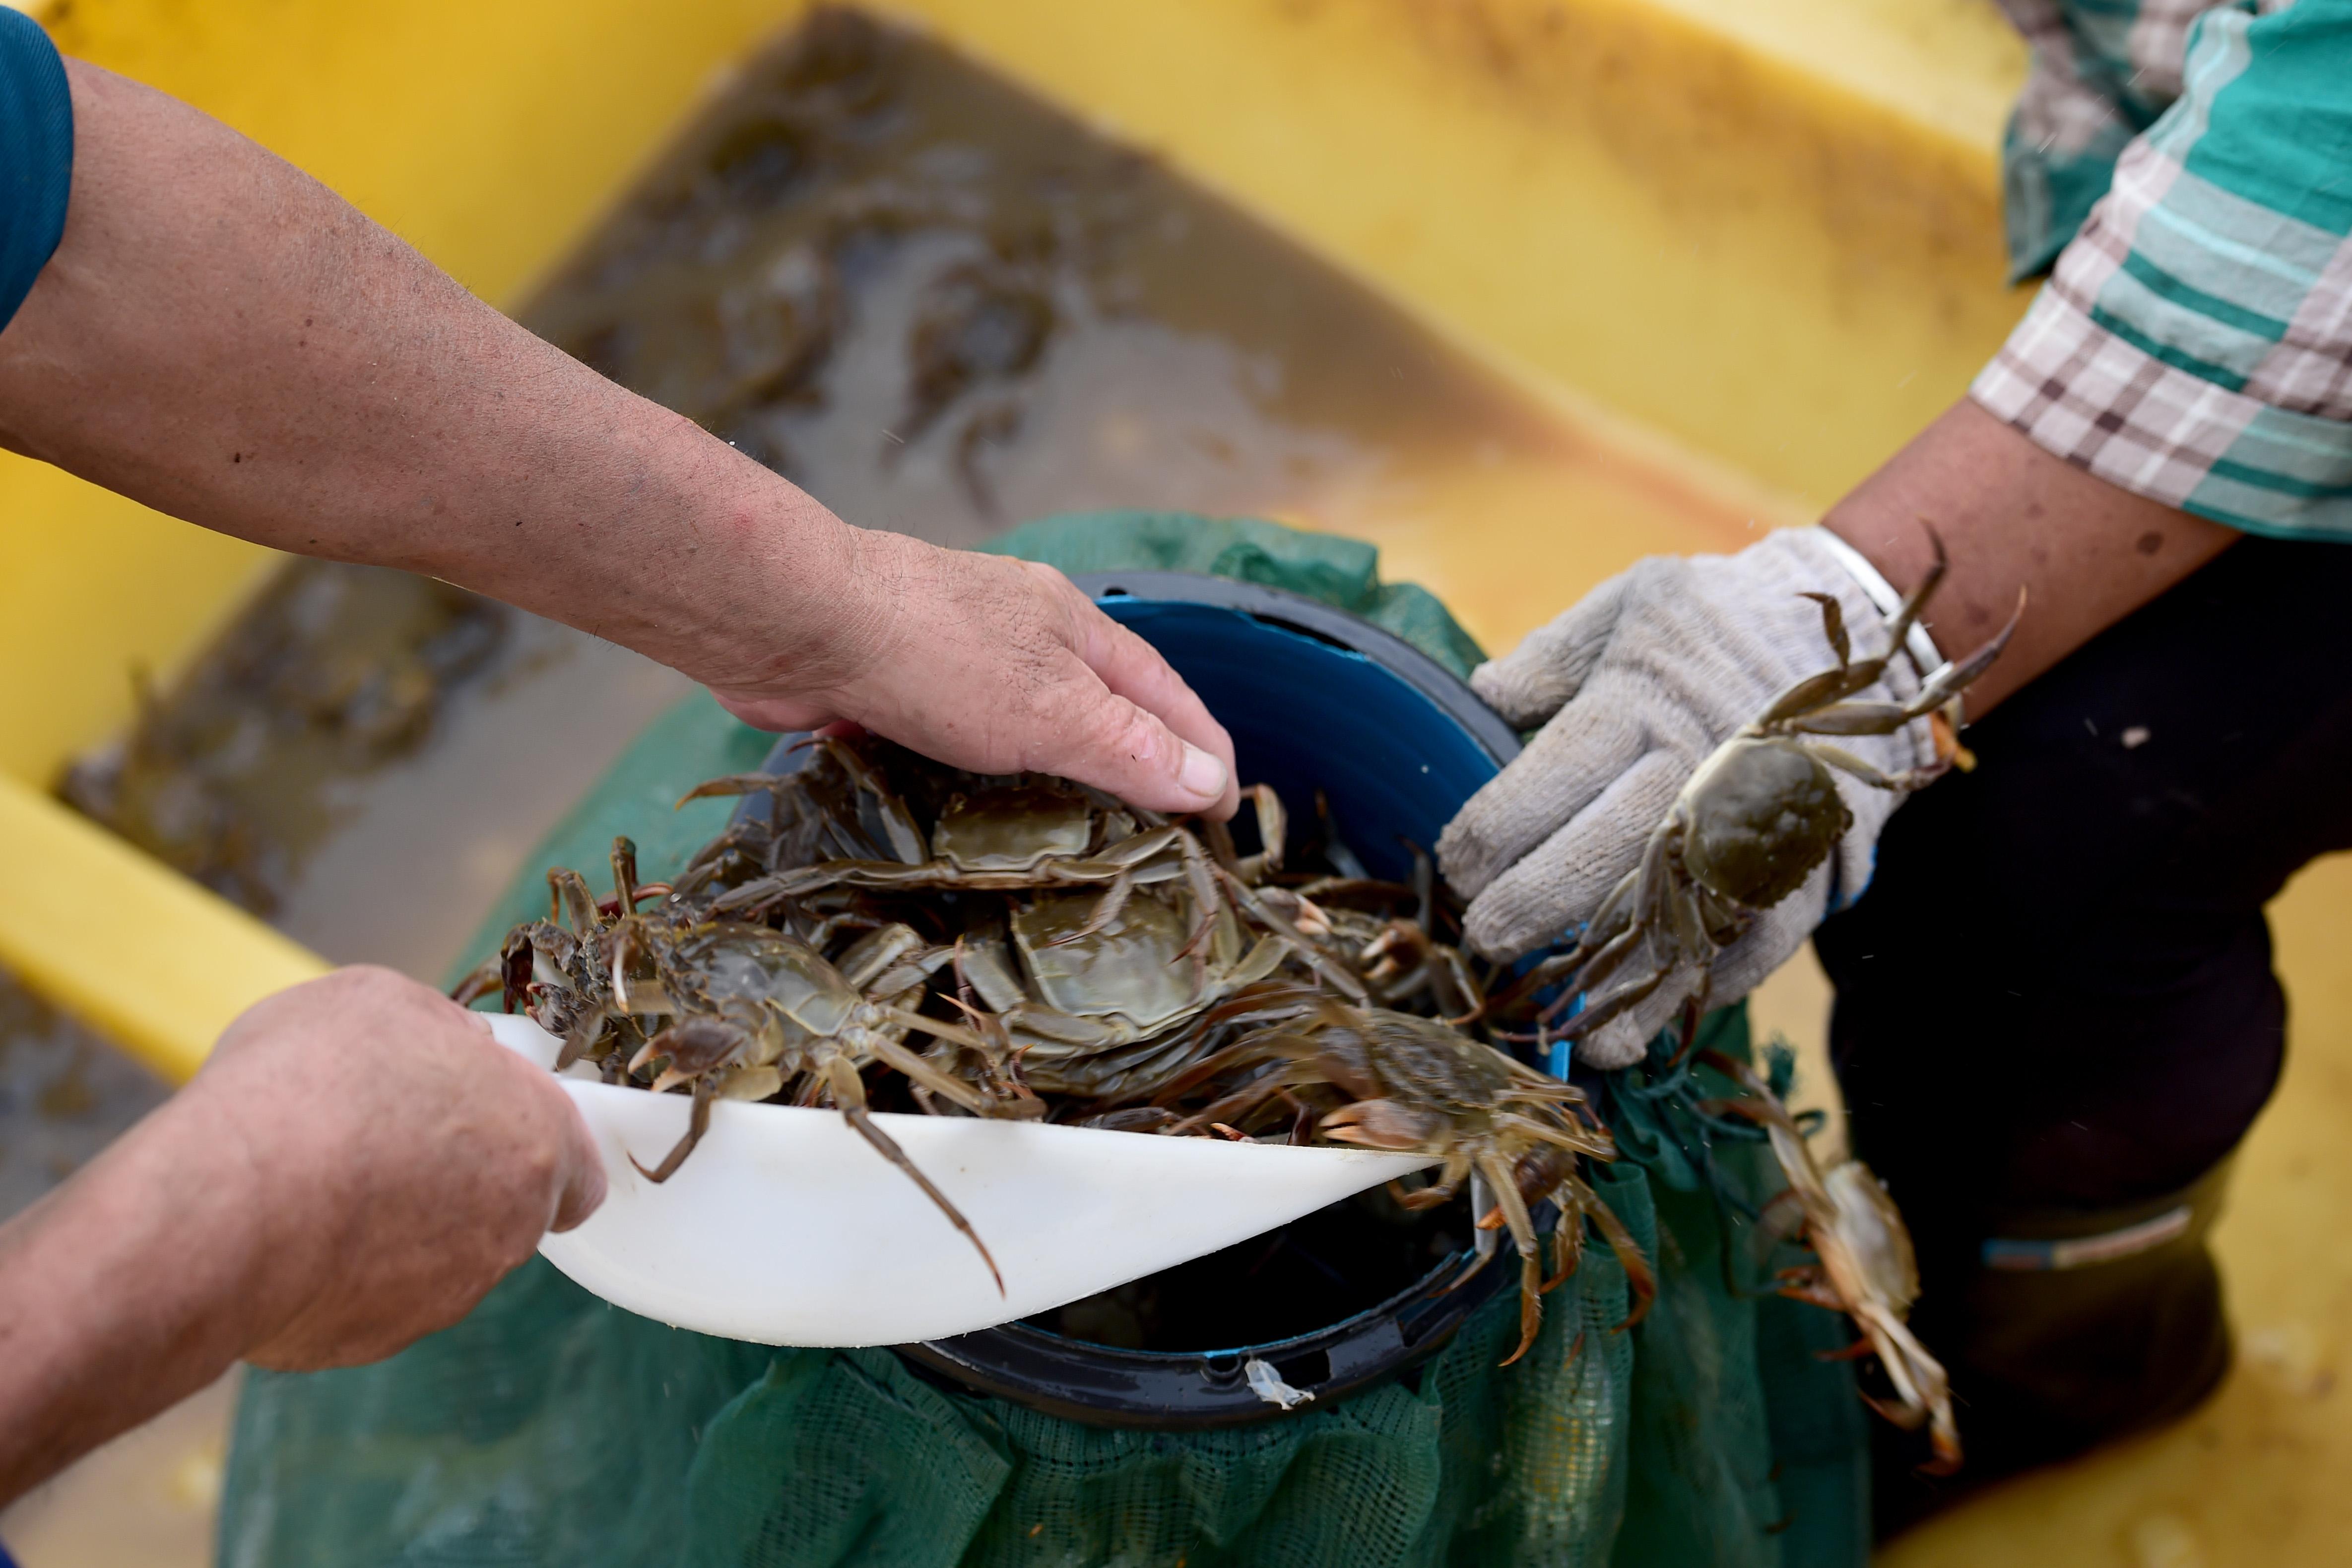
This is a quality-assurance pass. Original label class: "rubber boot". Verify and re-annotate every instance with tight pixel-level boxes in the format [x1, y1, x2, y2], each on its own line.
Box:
[1873, 1162, 2235, 1537]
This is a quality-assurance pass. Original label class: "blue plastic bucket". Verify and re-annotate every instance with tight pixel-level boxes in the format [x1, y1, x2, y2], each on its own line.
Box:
[942, 575, 1530, 1424]
[746, 573, 1524, 1425]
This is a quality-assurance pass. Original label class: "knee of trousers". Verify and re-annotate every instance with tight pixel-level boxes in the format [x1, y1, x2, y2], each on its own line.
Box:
[1910, 1163, 2236, 1457]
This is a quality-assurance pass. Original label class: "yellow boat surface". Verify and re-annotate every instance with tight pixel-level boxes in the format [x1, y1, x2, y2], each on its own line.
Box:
[0, 2, 2346, 1565]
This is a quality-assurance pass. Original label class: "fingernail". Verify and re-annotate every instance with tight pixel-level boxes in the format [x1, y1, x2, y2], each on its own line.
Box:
[1178, 742, 1228, 802]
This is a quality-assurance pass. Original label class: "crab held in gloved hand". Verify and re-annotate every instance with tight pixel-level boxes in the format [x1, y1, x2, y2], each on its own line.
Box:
[1439, 526, 2021, 1066]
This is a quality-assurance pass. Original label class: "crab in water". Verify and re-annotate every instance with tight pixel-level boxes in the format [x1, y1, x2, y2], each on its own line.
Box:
[1541, 533, 2025, 1047]
[1704, 1050, 1960, 1472]
[1159, 998, 1652, 1364]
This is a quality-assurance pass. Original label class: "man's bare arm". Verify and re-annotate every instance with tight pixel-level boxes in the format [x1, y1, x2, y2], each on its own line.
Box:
[1824, 399, 2238, 715]
[0, 970, 602, 1506]
[0, 59, 1236, 813]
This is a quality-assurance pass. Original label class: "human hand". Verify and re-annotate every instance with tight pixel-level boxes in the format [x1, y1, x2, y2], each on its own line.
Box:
[702, 529, 1240, 818]
[185, 966, 604, 1370]
[1437, 528, 1939, 1066]
[0, 967, 603, 1503]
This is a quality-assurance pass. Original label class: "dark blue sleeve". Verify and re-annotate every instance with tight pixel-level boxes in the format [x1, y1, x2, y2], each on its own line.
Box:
[0, 8, 69, 333]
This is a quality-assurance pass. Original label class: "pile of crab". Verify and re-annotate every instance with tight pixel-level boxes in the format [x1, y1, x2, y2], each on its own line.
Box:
[462, 733, 1644, 1365]
[463, 537, 2003, 1465]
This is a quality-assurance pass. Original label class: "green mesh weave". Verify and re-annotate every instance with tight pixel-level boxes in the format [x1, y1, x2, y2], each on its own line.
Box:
[217, 515, 1865, 1568]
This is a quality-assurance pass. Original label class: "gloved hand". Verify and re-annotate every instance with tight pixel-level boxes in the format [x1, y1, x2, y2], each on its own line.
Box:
[1437, 527, 1941, 1067]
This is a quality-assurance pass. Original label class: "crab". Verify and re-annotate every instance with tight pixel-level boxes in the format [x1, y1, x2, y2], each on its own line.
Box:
[665, 735, 935, 908]
[947, 884, 1299, 1097]
[613, 913, 1031, 1290]
[702, 763, 1288, 932]
[1542, 534, 2025, 1048]
[688, 755, 1359, 1095]
[1704, 1050, 1959, 1472]
[1157, 999, 1650, 1364]
[471, 832, 1031, 1292]
[451, 838, 656, 1071]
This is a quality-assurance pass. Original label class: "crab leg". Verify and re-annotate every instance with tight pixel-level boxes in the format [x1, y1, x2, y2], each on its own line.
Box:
[1234, 784, 1288, 881]
[875, 1004, 988, 1053]
[1168, 1059, 1326, 1134]
[1876, 522, 1950, 655]
[556, 1008, 608, 1072]
[1216, 865, 1370, 1001]
[1910, 587, 2027, 714]
[1799, 590, 1851, 669]
[860, 1032, 996, 1114]
[821, 1056, 1004, 1295]
[1567, 1176, 1655, 1329]
[1392, 1154, 1472, 1217]
[609, 836, 640, 909]
[1494, 1111, 1617, 1161]
[1042, 866, 1135, 948]
[450, 959, 503, 1009]
[1146, 1030, 1314, 1106]
[1808, 743, 1919, 793]
[1757, 524, 1955, 727]
[1476, 1149, 1547, 1366]
[1552, 822, 1674, 1008]
[629, 1076, 719, 1184]
[1482, 950, 1586, 1018]
[672, 772, 801, 808]
[549, 867, 603, 933]
[1552, 962, 1670, 1042]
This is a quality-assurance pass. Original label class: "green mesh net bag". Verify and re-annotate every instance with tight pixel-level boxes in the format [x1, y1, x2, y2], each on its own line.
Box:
[218, 514, 1868, 1568]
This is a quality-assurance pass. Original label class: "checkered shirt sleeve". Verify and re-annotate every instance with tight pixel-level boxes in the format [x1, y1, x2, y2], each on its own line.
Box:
[1973, 0, 2352, 539]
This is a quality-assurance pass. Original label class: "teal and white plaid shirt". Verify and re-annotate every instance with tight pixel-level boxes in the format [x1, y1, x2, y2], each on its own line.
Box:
[1972, 0, 2352, 537]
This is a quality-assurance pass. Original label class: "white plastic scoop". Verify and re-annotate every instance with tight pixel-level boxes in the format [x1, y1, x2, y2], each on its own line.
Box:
[491, 1014, 1436, 1347]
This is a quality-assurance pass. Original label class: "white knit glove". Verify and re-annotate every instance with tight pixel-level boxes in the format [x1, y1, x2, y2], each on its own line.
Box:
[1437, 528, 1942, 1068]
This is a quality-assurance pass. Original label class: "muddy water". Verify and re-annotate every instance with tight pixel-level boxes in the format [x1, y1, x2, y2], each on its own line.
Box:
[519, 6, 1756, 628]
[523, 8, 1562, 546]
[3, 9, 1761, 1561]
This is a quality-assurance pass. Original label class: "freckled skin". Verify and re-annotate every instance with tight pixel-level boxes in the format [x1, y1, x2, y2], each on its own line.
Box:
[1824, 400, 2236, 716]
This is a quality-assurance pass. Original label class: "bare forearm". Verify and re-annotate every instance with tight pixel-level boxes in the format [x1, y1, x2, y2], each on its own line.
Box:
[0, 58, 1240, 809]
[1823, 400, 2236, 714]
[0, 969, 601, 1507]
[0, 59, 863, 693]
[0, 1095, 268, 1503]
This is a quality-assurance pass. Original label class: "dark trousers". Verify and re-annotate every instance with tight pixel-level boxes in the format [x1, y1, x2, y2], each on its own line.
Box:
[1813, 534, 2352, 1530]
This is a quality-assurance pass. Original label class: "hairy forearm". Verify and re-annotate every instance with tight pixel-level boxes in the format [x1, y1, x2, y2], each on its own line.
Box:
[1823, 400, 2237, 715]
[0, 1093, 270, 1503]
[0, 58, 867, 693]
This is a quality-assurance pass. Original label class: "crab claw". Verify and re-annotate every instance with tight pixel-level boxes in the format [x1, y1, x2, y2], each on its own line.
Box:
[1319, 1098, 1440, 1151]
[631, 1018, 747, 1088]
